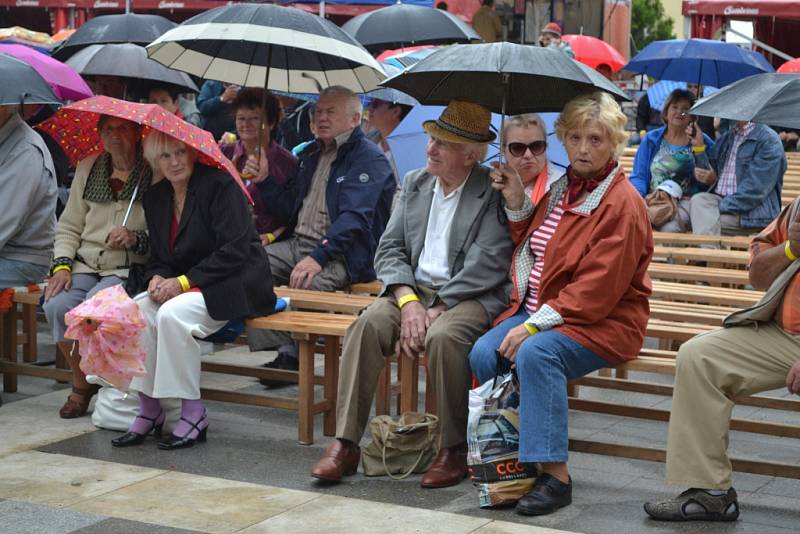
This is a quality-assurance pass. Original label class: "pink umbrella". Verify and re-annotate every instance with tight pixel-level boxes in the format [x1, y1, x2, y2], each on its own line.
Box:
[64, 284, 147, 391]
[0, 43, 92, 101]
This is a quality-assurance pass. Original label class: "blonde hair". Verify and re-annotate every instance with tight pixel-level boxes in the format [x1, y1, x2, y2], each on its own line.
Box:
[142, 131, 197, 169]
[501, 113, 546, 147]
[555, 92, 629, 158]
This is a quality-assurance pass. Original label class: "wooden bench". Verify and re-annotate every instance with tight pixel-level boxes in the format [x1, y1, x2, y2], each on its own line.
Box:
[652, 245, 750, 267]
[651, 280, 762, 307]
[651, 231, 751, 250]
[1, 290, 71, 394]
[647, 262, 750, 286]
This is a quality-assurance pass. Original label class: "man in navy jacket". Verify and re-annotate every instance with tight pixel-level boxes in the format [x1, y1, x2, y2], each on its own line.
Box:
[249, 86, 395, 380]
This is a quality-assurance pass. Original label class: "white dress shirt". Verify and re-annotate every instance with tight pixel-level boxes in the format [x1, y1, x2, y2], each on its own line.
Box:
[414, 176, 468, 287]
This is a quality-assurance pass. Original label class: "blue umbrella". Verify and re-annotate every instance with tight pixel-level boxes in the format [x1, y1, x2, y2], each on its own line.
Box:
[624, 39, 774, 88]
[386, 105, 568, 184]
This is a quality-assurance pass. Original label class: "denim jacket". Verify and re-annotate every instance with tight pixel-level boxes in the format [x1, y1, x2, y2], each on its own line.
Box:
[709, 124, 786, 229]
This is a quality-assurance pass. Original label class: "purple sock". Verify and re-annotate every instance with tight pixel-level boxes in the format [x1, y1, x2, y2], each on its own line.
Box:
[129, 393, 163, 435]
[173, 399, 208, 439]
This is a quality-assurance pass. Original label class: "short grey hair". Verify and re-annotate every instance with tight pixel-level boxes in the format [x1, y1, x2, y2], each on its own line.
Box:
[463, 142, 488, 163]
[142, 131, 197, 169]
[319, 85, 363, 116]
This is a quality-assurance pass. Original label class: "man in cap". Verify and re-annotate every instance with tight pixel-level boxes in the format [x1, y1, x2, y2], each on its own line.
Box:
[310, 99, 513, 488]
[538, 22, 575, 59]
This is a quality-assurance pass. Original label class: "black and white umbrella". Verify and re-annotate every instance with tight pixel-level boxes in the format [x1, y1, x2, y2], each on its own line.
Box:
[66, 43, 199, 95]
[342, 3, 481, 53]
[146, 4, 385, 94]
[52, 13, 176, 62]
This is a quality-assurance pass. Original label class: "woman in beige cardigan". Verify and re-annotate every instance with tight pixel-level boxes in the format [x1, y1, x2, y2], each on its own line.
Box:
[44, 115, 152, 418]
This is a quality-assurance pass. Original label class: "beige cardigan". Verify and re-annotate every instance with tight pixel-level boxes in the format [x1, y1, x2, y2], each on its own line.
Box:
[53, 154, 148, 278]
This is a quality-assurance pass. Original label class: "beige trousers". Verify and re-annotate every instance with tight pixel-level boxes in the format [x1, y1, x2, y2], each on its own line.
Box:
[335, 286, 489, 448]
[689, 192, 742, 236]
[666, 321, 800, 489]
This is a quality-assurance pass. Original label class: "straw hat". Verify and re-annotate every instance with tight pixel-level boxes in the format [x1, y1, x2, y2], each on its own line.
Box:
[423, 99, 495, 144]
[541, 22, 562, 37]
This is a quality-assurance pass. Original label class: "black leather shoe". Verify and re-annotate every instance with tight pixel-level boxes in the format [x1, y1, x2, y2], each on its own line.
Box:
[516, 474, 572, 516]
[111, 411, 165, 448]
[259, 351, 299, 388]
[158, 412, 208, 451]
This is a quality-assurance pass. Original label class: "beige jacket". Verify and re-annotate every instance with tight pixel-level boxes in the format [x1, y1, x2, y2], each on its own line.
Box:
[53, 154, 148, 278]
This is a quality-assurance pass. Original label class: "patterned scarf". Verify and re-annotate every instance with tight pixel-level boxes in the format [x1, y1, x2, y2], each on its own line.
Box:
[566, 159, 617, 204]
[83, 150, 152, 203]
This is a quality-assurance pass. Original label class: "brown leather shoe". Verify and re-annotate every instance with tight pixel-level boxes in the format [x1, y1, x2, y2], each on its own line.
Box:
[421, 443, 468, 488]
[59, 384, 100, 419]
[311, 439, 361, 482]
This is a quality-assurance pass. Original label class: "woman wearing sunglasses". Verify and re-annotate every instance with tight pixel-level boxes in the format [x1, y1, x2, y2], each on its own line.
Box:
[469, 92, 652, 517]
[501, 114, 561, 206]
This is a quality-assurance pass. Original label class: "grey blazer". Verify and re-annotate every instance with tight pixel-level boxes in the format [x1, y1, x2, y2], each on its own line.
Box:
[375, 164, 513, 321]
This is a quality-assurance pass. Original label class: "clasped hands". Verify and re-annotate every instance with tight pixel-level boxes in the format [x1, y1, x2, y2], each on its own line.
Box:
[148, 275, 182, 304]
[107, 226, 137, 250]
[394, 297, 446, 360]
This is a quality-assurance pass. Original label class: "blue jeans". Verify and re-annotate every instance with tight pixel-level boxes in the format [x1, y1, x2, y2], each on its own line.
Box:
[0, 258, 48, 289]
[469, 309, 608, 463]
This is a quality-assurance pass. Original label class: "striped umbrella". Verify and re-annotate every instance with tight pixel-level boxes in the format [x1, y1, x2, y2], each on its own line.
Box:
[146, 4, 385, 95]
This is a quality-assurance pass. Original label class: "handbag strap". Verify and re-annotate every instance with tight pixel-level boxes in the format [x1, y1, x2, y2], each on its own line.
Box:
[380, 421, 429, 481]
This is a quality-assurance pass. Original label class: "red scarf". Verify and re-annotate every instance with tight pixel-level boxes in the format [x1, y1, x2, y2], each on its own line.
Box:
[566, 160, 617, 204]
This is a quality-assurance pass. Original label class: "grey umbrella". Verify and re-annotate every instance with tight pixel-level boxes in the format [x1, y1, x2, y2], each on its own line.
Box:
[381, 42, 629, 115]
[52, 13, 176, 62]
[690, 73, 800, 130]
[342, 3, 481, 54]
[66, 43, 198, 95]
[0, 54, 60, 105]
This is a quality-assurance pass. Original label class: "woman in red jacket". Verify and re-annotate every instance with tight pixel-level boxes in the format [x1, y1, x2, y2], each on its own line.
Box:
[469, 91, 653, 516]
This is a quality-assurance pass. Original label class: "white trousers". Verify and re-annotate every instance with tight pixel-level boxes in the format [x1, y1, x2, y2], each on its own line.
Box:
[129, 292, 226, 400]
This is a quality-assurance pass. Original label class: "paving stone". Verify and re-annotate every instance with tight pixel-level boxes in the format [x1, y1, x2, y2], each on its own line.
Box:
[0, 500, 104, 534]
[70, 517, 204, 534]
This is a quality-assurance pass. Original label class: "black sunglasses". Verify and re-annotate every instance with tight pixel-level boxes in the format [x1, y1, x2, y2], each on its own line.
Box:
[507, 140, 547, 157]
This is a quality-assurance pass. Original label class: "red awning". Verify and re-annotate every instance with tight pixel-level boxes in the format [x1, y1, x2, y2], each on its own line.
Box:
[683, 0, 800, 19]
[0, 0, 382, 15]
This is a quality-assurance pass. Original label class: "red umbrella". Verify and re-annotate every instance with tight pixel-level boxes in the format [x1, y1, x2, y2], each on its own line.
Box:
[777, 58, 800, 74]
[38, 96, 252, 203]
[561, 34, 626, 72]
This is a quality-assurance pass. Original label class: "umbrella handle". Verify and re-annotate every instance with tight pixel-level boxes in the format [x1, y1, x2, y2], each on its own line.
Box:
[121, 182, 140, 228]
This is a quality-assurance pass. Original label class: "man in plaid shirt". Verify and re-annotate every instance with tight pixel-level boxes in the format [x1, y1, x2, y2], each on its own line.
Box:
[689, 120, 786, 235]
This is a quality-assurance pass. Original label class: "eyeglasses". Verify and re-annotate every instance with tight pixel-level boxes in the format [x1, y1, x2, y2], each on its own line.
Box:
[507, 141, 546, 157]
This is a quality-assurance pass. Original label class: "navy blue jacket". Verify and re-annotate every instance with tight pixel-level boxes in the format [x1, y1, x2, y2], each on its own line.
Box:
[261, 127, 395, 283]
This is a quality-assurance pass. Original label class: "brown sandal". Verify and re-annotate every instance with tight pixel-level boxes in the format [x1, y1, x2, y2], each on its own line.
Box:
[59, 384, 100, 419]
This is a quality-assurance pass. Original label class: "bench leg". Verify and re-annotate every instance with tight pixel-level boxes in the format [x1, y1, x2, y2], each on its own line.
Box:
[375, 363, 390, 416]
[399, 354, 419, 414]
[2, 307, 19, 393]
[297, 337, 316, 445]
[424, 366, 436, 415]
[22, 303, 37, 363]
[567, 381, 580, 398]
[615, 368, 629, 380]
[598, 368, 612, 377]
[322, 336, 339, 437]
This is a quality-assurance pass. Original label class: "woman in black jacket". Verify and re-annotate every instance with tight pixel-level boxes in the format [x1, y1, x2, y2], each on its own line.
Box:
[112, 131, 276, 451]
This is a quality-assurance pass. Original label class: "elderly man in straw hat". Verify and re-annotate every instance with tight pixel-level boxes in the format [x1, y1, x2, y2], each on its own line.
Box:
[311, 99, 513, 487]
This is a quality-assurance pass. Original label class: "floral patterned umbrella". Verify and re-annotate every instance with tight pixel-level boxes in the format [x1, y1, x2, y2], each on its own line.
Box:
[64, 284, 147, 391]
[38, 95, 252, 203]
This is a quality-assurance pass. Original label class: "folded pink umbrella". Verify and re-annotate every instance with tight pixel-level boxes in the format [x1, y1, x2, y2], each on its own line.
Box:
[65, 284, 147, 391]
[0, 43, 92, 101]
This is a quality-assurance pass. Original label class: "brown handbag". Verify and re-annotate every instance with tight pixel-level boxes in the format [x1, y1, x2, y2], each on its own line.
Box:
[645, 189, 678, 227]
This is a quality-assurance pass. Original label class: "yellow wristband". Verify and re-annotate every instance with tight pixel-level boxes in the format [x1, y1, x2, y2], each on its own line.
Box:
[265, 232, 276, 244]
[785, 241, 798, 262]
[692, 145, 706, 153]
[177, 275, 191, 292]
[397, 293, 420, 309]
[524, 323, 539, 335]
[52, 265, 71, 274]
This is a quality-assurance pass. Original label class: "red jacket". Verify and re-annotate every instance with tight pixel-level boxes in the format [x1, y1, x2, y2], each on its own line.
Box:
[496, 167, 653, 364]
